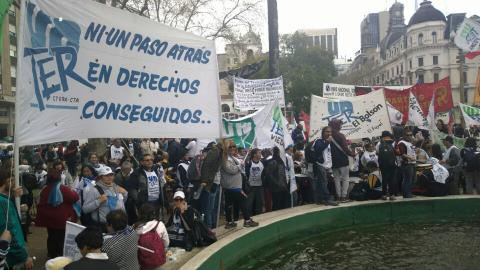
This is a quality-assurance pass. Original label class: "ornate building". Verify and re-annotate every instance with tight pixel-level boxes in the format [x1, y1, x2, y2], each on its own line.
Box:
[347, 1, 480, 105]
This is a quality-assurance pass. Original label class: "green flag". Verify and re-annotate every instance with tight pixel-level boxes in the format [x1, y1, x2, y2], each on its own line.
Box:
[0, 0, 14, 52]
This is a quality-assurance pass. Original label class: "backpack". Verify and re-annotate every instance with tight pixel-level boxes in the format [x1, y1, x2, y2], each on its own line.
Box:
[304, 139, 318, 163]
[348, 181, 369, 201]
[462, 148, 479, 172]
[138, 221, 166, 270]
[378, 141, 396, 168]
[187, 154, 205, 181]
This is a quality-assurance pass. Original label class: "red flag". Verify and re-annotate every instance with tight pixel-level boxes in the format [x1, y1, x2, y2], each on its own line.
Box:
[299, 111, 310, 139]
[466, 51, 480, 59]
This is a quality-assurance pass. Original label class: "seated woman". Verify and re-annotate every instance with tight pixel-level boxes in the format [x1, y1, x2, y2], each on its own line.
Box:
[134, 203, 169, 248]
[415, 157, 449, 197]
[166, 191, 216, 251]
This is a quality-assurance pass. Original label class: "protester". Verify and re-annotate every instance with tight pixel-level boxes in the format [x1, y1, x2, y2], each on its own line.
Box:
[245, 148, 265, 216]
[262, 146, 290, 210]
[365, 161, 383, 200]
[415, 140, 430, 164]
[73, 164, 97, 195]
[220, 141, 259, 228]
[87, 153, 101, 171]
[134, 204, 169, 270]
[166, 191, 216, 251]
[396, 129, 416, 198]
[311, 126, 338, 206]
[0, 170, 33, 270]
[109, 139, 127, 167]
[461, 137, 480, 194]
[377, 131, 397, 200]
[197, 142, 223, 229]
[113, 161, 132, 189]
[82, 166, 128, 230]
[34, 163, 48, 187]
[128, 154, 165, 222]
[64, 227, 119, 270]
[441, 136, 461, 195]
[134, 203, 169, 248]
[64, 141, 80, 177]
[329, 119, 356, 202]
[102, 210, 139, 270]
[140, 139, 156, 156]
[291, 124, 306, 146]
[0, 230, 10, 270]
[44, 145, 58, 168]
[167, 139, 183, 168]
[36, 171, 80, 258]
[52, 160, 74, 189]
[360, 143, 378, 168]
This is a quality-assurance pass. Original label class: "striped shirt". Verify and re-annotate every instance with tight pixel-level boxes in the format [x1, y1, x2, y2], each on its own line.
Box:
[102, 226, 139, 270]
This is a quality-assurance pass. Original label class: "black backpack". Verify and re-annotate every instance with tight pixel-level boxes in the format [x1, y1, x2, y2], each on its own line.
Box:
[462, 148, 479, 172]
[304, 139, 318, 163]
[378, 141, 396, 169]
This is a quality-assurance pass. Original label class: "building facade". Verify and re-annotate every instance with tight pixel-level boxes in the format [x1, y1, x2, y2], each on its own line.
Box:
[348, 1, 480, 105]
[0, 4, 18, 138]
[298, 28, 338, 58]
[217, 31, 263, 116]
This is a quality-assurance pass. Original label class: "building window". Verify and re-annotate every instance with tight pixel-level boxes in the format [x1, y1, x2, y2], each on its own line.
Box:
[233, 58, 239, 64]
[409, 75, 413, 85]
[400, 64, 403, 74]
[410, 36, 413, 47]
[0, 110, 8, 117]
[418, 57, 424, 67]
[409, 59, 412, 69]
[432, 32, 437, 44]
[387, 71, 390, 79]
[433, 55, 438, 65]
[418, 33, 423, 45]
[396, 66, 399, 75]
[463, 71, 468, 83]
[418, 74, 424, 83]
[434, 73, 439, 82]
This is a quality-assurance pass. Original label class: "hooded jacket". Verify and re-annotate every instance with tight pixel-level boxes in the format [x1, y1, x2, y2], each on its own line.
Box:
[328, 119, 354, 168]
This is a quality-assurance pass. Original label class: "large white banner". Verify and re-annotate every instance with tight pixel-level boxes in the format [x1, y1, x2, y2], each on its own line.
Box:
[233, 77, 285, 111]
[322, 83, 356, 98]
[16, 0, 221, 146]
[407, 91, 429, 130]
[454, 18, 480, 52]
[310, 90, 392, 140]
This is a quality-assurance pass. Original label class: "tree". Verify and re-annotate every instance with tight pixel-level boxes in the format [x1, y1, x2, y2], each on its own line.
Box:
[251, 32, 336, 113]
[105, 0, 263, 42]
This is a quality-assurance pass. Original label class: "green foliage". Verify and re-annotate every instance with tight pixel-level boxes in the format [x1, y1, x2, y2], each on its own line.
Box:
[250, 31, 336, 113]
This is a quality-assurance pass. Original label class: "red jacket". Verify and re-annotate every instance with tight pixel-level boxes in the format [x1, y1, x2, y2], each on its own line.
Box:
[36, 184, 79, 229]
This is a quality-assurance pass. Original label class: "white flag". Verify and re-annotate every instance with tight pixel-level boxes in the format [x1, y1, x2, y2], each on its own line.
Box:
[386, 101, 403, 125]
[408, 92, 429, 130]
[427, 94, 436, 130]
[459, 103, 480, 128]
[454, 18, 480, 52]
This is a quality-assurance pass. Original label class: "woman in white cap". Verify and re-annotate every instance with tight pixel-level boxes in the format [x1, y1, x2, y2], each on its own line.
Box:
[82, 166, 127, 231]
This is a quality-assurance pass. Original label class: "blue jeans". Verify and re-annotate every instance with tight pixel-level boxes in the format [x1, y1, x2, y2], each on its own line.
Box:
[401, 164, 414, 198]
[313, 164, 331, 203]
[199, 183, 219, 229]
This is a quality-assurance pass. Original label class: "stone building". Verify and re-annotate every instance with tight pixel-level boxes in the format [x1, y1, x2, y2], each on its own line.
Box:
[0, 4, 18, 138]
[347, 1, 480, 105]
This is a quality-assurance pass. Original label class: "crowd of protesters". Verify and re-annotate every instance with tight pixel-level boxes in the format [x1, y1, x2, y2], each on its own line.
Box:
[0, 120, 479, 269]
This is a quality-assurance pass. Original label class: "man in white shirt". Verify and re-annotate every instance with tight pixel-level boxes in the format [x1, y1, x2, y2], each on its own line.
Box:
[109, 139, 126, 166]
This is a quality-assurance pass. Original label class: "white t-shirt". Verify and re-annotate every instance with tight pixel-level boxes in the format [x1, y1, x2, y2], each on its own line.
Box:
[361, 150, 379, 167]
[320, 144, 332, 169]
[110, 145, 125, 160]
[249, 161, 264, 187]
[145, 170, 160, 202]
[35, 170, 47, 186]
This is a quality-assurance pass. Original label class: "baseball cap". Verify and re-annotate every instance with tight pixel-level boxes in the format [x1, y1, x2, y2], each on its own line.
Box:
[381, 131, 393, 138]
[173, 190, 185, 199]
[98, 166, 114, 176]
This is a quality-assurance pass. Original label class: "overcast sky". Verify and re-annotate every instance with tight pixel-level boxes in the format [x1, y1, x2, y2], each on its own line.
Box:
[233, 0, 480, 59]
